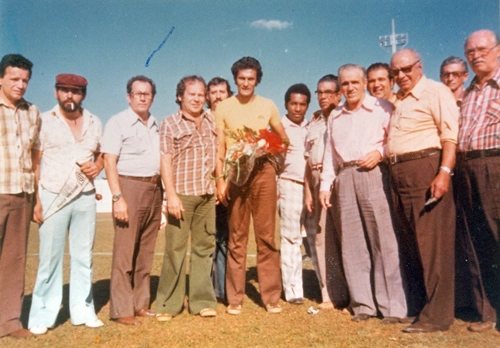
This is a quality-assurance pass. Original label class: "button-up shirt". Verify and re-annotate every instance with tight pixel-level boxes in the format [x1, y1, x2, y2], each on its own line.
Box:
[320, 94, 392, 191]
[280, 116, 308, 183]
[304, 112, 328, 170]
[34, 105, 101, 193]
[458, 66, 500, 152]
[160, 110, 217, 196]
[101, 107, 160, 176]
[0, 97, 40, 194]
[387, 75, 458, 156]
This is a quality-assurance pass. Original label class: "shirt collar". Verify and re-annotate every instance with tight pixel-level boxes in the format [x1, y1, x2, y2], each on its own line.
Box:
[173, 109, 213, 125]
[396, 75, 427, 100]
[0, 96, 30, 110]
[332, 93, 375, 118]
[467, 66, 500, 91]
[126, 106, 157, 128]
[282, 115, 308, 128]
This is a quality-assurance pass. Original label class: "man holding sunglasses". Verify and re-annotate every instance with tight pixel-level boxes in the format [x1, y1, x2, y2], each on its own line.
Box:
[387, 48, 459, 333]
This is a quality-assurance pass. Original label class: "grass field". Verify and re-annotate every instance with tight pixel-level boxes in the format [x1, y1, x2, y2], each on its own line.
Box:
[3, 213, 500, 347]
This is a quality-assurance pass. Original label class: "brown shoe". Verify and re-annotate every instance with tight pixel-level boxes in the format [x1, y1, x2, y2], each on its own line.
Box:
[468, 321, 496, 333]
[135, 309, 156, 317]
[114, 316, 141, 326]
[402, 322, 448, 333]
[9, 329, 34, 339]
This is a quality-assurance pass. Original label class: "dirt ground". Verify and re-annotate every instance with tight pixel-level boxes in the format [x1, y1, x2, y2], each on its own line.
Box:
[2, 213, 500, 347]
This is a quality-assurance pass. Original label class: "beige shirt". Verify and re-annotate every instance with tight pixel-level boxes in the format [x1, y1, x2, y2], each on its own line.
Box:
[387, 76, 458, 156]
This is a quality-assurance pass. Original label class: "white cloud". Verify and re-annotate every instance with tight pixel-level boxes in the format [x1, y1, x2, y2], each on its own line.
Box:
[250, 19, 292, 31]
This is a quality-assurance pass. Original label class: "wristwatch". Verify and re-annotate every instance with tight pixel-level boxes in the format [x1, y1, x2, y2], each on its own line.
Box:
[112, 193, 122, 202]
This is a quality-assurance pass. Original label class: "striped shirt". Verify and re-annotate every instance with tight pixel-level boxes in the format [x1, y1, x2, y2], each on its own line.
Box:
[160, 110, 217, 196]
[458, 66, 500, 152]
[0, 97, 40, 194]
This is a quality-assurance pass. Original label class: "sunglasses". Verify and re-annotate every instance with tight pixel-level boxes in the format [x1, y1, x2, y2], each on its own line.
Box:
[390, 60, 420, 76]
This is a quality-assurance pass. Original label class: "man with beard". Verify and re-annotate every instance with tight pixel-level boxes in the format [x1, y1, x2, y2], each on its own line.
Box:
[28, 74, 104, 335]
[0, 54, 40, 339]
[206, 77, 233, 302]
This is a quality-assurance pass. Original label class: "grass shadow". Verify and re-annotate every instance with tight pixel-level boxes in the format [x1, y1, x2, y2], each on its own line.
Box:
[244, 266, 263, 307]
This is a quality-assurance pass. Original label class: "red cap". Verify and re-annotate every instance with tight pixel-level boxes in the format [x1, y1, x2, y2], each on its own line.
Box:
[55, 73, 88, 89]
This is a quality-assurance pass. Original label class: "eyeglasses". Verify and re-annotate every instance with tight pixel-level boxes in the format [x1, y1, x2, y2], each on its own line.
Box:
[465, 45, 498, 58]
[440, 71, 466, 79]
[315, 90, 337, 97]
[390, 60, 420, 76]
[130, 91, 153, 100]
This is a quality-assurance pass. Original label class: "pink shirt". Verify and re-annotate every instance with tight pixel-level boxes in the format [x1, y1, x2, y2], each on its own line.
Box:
[320, 94, 392, 192]
[280, 116, 308, 183]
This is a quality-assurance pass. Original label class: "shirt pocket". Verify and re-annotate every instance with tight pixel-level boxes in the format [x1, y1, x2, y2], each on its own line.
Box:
[485, 98, 500, 124]
[122, 134, 148, 155]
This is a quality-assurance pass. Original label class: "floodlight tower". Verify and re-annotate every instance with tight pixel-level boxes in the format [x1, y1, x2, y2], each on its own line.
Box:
[379, 19, 408, 54]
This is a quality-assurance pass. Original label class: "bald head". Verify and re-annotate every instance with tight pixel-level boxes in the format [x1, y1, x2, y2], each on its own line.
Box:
[390, 48, 423, 94]
[464, 30, 500, 80]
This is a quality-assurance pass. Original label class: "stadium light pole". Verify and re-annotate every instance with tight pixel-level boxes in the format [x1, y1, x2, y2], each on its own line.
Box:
[379, 19, 408, 54]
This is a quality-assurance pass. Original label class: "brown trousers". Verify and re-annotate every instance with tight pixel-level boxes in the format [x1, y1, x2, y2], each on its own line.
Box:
[389, 155, 455, 327]
[454, 155, 500, 322]
[0, 193, 33, 337]
[109, 178, 162, 319]
[226, 162, 282, 306]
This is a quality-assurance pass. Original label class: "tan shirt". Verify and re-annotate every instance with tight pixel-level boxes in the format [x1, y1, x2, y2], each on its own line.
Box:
[387, 76, 458, 156]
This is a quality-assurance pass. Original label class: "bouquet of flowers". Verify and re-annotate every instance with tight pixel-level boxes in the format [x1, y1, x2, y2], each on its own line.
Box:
[222, 126, 287, 186]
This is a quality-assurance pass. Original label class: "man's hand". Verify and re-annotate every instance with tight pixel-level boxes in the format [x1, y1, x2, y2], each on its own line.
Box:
[113, 198, 128, 222]
[304, 187, 314, 213]
[216, 180, 230, 207]
[430, 170, 451, 200]
[167, 193, 184, 219]
[319, 191, 331, 210]
[358, 150, 382, 169]
[33, 200, 44, 224]
[79, 161, 103, 180]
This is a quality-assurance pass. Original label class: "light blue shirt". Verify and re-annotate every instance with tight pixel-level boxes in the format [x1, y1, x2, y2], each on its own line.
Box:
[101, 107, 160, 176]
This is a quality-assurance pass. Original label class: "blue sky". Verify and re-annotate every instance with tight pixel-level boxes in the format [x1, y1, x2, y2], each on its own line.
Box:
[1, 0, 498, 124]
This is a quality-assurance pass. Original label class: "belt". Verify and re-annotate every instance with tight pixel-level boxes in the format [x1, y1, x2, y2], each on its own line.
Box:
[388, 148, 440, 165]
[119, 174, 161, 185]
[311, 163, 323, 171]
[457, 148, 500, 161]
[280, 177, 304, 185]
[339, 160, 359, 170]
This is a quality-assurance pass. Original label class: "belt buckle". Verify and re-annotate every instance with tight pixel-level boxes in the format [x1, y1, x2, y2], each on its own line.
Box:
[389, 155, 397, 165]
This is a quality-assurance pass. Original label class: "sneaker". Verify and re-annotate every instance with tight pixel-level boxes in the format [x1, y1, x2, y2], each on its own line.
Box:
[200, 308, 217, 317]
[85, 319, 104, 328]
[226, 304, 242, 315]
[29, 326, 48, 335]
[266, 303, 282, 314]
[156, 313, 173, 322]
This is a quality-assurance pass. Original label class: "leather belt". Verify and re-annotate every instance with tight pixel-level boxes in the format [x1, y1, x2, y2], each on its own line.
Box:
[339, 160, 359, 170]
[388, 148, 440, 165]
[457, 148, 500, 161]
[280, 177, 304, 185]
[119, 174, 161, 185]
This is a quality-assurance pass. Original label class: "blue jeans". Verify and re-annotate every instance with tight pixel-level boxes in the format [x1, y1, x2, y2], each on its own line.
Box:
[29, 189, 98, 327]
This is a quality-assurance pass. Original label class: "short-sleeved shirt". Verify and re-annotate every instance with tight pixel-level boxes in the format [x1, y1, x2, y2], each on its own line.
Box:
[304, 112, 328, 169]
[215, 95, 281, 148]
[101, 107, 160, 176]
[280, 116, 308, 183]
[458, 66, 500, 152]
[34, 105, 102, 193]
[0, 97, 40, 194]
[387, 76, 459, 156]
[160, 110, 217, 196]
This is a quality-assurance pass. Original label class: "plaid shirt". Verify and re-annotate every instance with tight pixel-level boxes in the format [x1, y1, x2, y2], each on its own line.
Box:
[160, 110, 217, 196]
[459, 66, 500, 152]
[0, 97, 40, 194]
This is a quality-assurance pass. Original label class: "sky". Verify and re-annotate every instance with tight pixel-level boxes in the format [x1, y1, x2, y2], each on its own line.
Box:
[1, 0, 498, 124]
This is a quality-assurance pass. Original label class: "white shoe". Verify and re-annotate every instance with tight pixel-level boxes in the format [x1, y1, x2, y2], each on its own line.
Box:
[30, 326, 48, 335]
[85, 319, 104, 328]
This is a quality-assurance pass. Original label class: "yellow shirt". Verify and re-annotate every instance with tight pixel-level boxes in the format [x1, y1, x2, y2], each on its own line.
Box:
[215, 95, 281, 148]
[387, 76, 458, 156]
